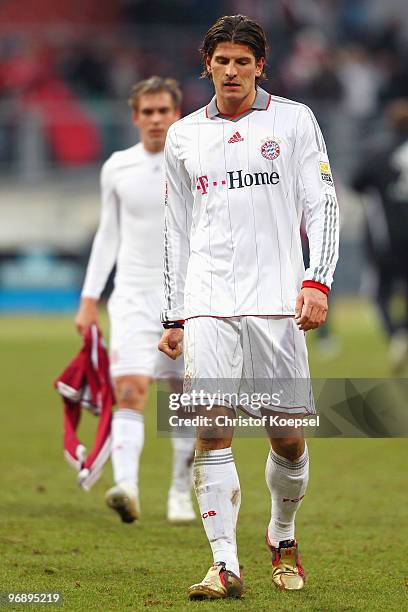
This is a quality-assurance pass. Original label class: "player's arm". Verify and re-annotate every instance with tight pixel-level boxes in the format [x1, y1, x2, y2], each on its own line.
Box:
[159, 126, 193, 358]
[296, 107, 339, 331]
[75, 296, 99, 335]
[75, 160, 120, 336]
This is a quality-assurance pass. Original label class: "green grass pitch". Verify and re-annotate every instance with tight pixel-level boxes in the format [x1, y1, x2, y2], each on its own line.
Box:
[1, 298, 407, 611]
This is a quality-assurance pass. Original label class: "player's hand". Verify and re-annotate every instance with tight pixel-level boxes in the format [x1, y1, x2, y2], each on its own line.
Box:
[75, 297, 99, 336]
[295, 288, 328, 332]
[158, 328, 184, 360]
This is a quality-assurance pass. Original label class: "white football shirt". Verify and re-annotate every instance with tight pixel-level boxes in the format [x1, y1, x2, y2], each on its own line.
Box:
[82, 143, 165, 298]
[162, 88, 339, 322]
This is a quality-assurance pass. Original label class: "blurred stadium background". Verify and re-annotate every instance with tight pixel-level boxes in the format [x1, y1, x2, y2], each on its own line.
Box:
[1, 1, 408, 609]
[1, 0, 408, 313]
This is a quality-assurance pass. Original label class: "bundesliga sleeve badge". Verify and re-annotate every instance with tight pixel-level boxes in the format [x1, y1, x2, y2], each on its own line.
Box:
[319, 161, 334, 186]
[261, 138, 281, 161]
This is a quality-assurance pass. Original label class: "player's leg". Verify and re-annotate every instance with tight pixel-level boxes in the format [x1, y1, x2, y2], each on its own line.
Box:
[189, 404, 243, 600]
[387, 262, 408, 372]
[375, 260, 395, 337]
[242, 316, 312, 590]
[264, 429, 309, 590]
[106, 373, 149, 521]
[151, 288, 196, 522]
[156, 357, 196, 521]
[168, 417, 196, 522]
[169, 417, 195, 499]
[112, 374, 150, 488]
[105, 292, 156, 523]
[185, 317, 244, 600]
[266, 434, 308, 544]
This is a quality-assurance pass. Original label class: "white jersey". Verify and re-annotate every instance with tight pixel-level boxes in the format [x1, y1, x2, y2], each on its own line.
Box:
[161, 88, 339, 322]
[82, 143, 165, 298]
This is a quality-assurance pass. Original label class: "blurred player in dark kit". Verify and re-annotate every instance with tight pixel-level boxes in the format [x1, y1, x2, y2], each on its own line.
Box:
[352, 99, 408, 373]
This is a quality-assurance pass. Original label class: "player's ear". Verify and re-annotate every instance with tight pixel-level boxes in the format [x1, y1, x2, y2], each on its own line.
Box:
[255, 57, 265, 78]
[205, 54, 212, 77]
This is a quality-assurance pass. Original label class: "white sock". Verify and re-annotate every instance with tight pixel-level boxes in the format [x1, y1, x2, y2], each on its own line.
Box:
[265, 444, 309, 546]
[194, 448, 241, 576]
[111, 408, 144, 494]
[170, 432, 195, 494]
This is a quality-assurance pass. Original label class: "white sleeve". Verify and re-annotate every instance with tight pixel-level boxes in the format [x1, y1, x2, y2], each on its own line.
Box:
[296, 106, 339, 290]
[161, 126, 194, 322]
[81, 160, 120, 299]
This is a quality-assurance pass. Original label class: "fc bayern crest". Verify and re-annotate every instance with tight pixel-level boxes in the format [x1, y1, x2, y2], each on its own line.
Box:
[261, 139, 281, 161]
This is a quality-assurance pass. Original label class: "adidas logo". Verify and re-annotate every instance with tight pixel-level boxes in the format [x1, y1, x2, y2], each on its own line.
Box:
[228, 131, 244, 143]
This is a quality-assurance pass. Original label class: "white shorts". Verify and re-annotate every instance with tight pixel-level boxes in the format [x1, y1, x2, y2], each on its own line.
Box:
[107, 289, 184, 380]
[183, 316, 314, 415]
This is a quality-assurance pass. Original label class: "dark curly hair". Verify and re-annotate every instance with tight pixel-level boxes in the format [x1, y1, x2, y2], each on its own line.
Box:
[199, 14, 268, 84]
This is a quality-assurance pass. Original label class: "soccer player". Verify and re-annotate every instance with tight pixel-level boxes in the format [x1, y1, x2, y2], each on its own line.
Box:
[159, 15, 339, 599]
[352, 98, 408, 373]
[75, 76, 196, 524]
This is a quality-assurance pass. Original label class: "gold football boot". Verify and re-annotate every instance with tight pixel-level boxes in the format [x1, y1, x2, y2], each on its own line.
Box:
[188, 562, 244, 600]
[266, 535, 306, 590]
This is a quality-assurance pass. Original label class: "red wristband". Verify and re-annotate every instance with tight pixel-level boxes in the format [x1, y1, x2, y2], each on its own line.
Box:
[301, 280, 329, 295]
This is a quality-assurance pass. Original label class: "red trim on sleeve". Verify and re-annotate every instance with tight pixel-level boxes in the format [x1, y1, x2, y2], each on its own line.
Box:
[301, 281, 329, 295]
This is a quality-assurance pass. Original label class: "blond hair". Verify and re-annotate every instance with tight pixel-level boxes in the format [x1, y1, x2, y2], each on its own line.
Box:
[128, 76, 182, 111]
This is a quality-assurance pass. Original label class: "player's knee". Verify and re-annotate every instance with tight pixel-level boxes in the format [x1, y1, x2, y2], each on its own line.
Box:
[273, 437, 304, 461]
[196, 431, 232, 451]
[114, 376, 149, 410]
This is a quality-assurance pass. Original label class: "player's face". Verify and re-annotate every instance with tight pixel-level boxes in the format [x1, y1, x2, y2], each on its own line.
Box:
[133, 92, 180, 152]
[206, 42, 264, 113]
